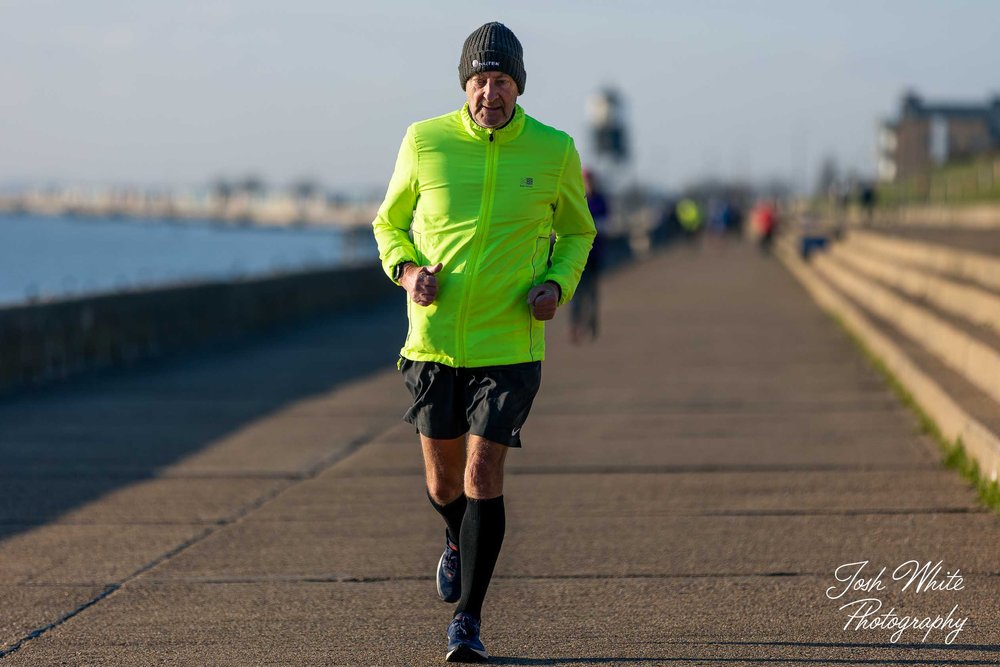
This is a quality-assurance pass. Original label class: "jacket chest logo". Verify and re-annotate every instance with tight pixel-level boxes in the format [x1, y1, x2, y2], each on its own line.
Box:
[519, 177, 534, 188]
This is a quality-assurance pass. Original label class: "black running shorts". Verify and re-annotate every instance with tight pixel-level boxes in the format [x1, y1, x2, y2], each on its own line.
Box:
[399, 357, 542, 447]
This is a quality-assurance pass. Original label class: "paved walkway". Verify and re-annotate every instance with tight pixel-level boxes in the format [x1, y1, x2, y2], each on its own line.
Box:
[2, 240, 999, 665]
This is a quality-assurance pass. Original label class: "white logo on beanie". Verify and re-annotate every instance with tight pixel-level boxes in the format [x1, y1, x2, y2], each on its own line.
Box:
[472, 59, 500, 68]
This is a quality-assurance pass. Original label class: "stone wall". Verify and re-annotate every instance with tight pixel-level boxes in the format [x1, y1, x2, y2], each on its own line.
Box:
[0, 265, 398, 396]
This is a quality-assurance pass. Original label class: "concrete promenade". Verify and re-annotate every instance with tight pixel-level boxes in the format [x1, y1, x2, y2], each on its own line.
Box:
[2, 241, 999, 665]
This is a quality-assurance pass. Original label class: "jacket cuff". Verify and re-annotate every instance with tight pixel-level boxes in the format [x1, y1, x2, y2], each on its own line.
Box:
[544, 280, 563, 304]
[543, 277, 569, 306]
[382, 249, 417, 285]
[393, 261, 416, 283]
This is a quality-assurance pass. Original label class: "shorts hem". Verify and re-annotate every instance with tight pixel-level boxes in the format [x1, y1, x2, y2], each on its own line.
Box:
[469, 428, 523, 448]
[403, 414, 468, 441]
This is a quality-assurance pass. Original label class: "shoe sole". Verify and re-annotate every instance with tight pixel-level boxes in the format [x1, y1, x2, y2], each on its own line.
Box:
[436, 550, 461, 603]
[445, 644, 488, 663]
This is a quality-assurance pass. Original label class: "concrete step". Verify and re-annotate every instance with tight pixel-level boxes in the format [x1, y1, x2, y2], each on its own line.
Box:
[831, 239, 1000, 338]
[848, 228, 1000, 292]
[777, 234, 1000, 480]
[864, 223, 1000, 255]
[814, 248, 1000, 406]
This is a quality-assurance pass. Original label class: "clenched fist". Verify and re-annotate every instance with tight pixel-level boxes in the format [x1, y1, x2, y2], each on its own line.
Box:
[401, 262, 443, 306]
[527, 281, 561, 321]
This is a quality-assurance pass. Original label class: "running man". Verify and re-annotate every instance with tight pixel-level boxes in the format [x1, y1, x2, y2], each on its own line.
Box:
[372, 21, 595, 663]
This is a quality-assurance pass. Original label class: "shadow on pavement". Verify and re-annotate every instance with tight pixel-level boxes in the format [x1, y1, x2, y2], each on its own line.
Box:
[711, 640, 1000, 652]
[0, 298, 405, 543]
[493, 659, 671, 665]
[489, 640, 1000, 664]
[495, 655, 998, 666]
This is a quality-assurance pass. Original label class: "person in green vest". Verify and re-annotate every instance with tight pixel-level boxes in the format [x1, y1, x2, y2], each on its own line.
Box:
[676, 197, 703, 241]
[372, 21, 595, 663]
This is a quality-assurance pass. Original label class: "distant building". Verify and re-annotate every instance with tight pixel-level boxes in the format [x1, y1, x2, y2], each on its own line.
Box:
[878, 91, 1000, 182]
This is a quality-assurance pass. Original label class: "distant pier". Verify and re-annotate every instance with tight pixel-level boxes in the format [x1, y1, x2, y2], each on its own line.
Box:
[0, 190, 377, 229]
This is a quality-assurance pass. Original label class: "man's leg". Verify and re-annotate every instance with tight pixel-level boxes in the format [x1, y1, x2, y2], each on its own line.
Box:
[422, 435, 467, 543]
[455, 435, 508, 621]
[445, 362, 537, 660]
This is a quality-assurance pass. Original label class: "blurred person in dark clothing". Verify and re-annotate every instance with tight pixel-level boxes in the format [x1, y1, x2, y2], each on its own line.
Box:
[859, 182, 877, 226]
[723, 201, 743, 237]
[570, 168, 609, 344]
[707, 198, 727, 237]
[651, 198, 681, 246]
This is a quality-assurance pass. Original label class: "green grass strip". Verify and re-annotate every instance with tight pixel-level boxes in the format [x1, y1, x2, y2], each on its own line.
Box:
[828, 313, 1000, 515]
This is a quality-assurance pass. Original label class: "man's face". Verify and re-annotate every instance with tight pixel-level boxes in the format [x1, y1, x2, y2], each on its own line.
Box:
[465, 71, 519, 129]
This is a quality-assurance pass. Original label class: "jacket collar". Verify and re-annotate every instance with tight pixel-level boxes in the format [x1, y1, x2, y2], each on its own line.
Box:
[460, 103, 525, 144]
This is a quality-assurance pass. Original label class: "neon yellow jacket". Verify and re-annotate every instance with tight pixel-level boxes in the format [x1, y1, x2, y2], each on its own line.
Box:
[373, 104, 596, 367]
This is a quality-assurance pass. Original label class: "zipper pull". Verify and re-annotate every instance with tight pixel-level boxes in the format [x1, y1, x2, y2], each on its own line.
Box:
[489, 132, 494, 142]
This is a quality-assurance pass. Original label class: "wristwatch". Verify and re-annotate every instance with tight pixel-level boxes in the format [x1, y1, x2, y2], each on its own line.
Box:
[393, 261, 414, 282]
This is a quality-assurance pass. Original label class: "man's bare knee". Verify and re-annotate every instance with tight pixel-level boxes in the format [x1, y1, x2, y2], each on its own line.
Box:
[464, 436, 507, 499]
[465, 459, 501, 498]
[427, 477, 464, 505]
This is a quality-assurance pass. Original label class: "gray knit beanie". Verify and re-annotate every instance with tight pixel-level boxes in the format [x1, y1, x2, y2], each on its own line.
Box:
[458, 22, 526, 94]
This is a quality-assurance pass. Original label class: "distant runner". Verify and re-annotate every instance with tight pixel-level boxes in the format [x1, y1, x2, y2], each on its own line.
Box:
[570, 168, 609, 344]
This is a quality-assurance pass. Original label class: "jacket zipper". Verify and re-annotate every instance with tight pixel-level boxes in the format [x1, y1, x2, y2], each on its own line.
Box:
[456, 129, 498, 365]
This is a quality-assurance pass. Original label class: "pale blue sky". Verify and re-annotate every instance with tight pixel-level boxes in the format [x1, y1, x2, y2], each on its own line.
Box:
[2, 0, 997, 193]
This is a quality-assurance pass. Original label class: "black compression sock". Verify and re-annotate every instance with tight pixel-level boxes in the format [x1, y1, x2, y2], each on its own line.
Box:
[427, 489, 467, 545]
[456, 495, 506, 620]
